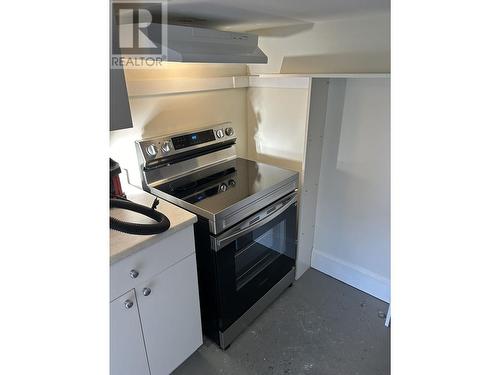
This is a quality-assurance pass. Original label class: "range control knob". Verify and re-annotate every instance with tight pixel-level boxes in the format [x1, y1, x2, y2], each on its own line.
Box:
[129, 269, 139, 279]
[225, 127, 234, 136]
[161, 141, 171, 153]
[146, 144, 158, 156]
[219, 183, 228, 192]
[216, 129, 225, 138]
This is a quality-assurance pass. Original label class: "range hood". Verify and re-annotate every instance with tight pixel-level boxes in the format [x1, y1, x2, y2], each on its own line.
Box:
[162, 24, 268, 64]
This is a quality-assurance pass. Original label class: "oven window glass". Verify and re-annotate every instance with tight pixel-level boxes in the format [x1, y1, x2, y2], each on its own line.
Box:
[234, 218, 293, 290]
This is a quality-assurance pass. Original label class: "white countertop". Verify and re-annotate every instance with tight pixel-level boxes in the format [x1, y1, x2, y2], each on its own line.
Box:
[110, 180, 197, 264]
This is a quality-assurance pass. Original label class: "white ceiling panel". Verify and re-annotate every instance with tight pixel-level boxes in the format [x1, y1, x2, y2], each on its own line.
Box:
[165, 0, 390, 31]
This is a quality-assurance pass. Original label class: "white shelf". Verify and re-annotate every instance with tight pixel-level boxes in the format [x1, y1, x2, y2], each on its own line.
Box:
[248, 76, 310, 89]
[126, 76, 249, 97]
[257, 73, 390, 79]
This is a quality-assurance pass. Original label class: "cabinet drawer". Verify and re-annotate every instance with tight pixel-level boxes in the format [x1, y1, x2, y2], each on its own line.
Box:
[111, 226, 195, 300]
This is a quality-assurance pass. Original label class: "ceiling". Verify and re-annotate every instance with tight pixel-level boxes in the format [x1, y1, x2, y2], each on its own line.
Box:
[166, 0, 390, 32]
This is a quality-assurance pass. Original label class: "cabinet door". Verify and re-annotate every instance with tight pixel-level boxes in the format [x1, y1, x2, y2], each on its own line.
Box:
[110, 67, 133, 131]
[110, 290, 150, 375]
[137, 254, 202, 375]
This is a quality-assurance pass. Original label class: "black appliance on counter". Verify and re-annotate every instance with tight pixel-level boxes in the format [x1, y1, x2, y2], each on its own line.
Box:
[135, 124, 299, 349]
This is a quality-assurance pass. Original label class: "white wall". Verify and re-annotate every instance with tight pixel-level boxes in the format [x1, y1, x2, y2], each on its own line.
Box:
[311, 78, 390, 302]
[248, 11, 390, 75]
[246, 87, 309, 173]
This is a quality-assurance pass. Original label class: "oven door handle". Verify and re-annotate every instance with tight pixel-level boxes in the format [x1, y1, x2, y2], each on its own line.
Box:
[213, 193, 298, 251]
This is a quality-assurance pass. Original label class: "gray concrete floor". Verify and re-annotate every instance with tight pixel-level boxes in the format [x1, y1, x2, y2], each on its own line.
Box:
[173, 269, 390, 375]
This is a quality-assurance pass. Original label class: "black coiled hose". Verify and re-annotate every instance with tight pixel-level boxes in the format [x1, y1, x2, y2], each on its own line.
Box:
[110, 198, 170, 235]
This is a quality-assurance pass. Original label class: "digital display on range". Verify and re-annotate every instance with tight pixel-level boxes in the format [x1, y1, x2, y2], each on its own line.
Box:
[171, 130, 216, 150]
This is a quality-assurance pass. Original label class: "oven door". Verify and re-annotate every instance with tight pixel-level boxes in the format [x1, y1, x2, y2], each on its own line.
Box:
[211, 191, 298, 331]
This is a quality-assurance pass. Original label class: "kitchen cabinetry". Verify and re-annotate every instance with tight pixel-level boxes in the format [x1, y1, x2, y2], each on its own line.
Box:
[110, 225, 202, 375]
[110, 290, 149, 375]
[110, 68, 133, 131]
[137, 253, 202, 375]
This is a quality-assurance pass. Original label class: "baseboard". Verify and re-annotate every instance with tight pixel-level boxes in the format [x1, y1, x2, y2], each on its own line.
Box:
[311, 249, 390, 303]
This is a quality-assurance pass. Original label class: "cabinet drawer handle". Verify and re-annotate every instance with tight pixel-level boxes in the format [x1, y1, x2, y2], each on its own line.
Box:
[129, 269, 139, 279]
[142, 287, 151, 297]
[124, 299, 134, 309]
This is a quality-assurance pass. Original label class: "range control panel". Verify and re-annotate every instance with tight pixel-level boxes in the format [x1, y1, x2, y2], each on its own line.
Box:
[171, 129, 216, 150]
[136, 123, 236, 169]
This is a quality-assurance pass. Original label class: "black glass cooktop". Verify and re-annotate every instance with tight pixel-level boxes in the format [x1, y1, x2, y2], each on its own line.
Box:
[155, 158, 297, 214]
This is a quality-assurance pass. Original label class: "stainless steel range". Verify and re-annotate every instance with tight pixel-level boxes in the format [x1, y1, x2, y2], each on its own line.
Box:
[136, 123, 298, 349]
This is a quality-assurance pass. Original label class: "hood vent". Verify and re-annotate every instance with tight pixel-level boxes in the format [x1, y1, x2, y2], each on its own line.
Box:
[162, 24, 267, 64]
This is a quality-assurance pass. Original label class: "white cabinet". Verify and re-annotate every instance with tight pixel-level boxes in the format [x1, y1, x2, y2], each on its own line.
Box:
[110, 225, 202, 375]
[110, 290, 150, 375]
[137, 253, 202, 375]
